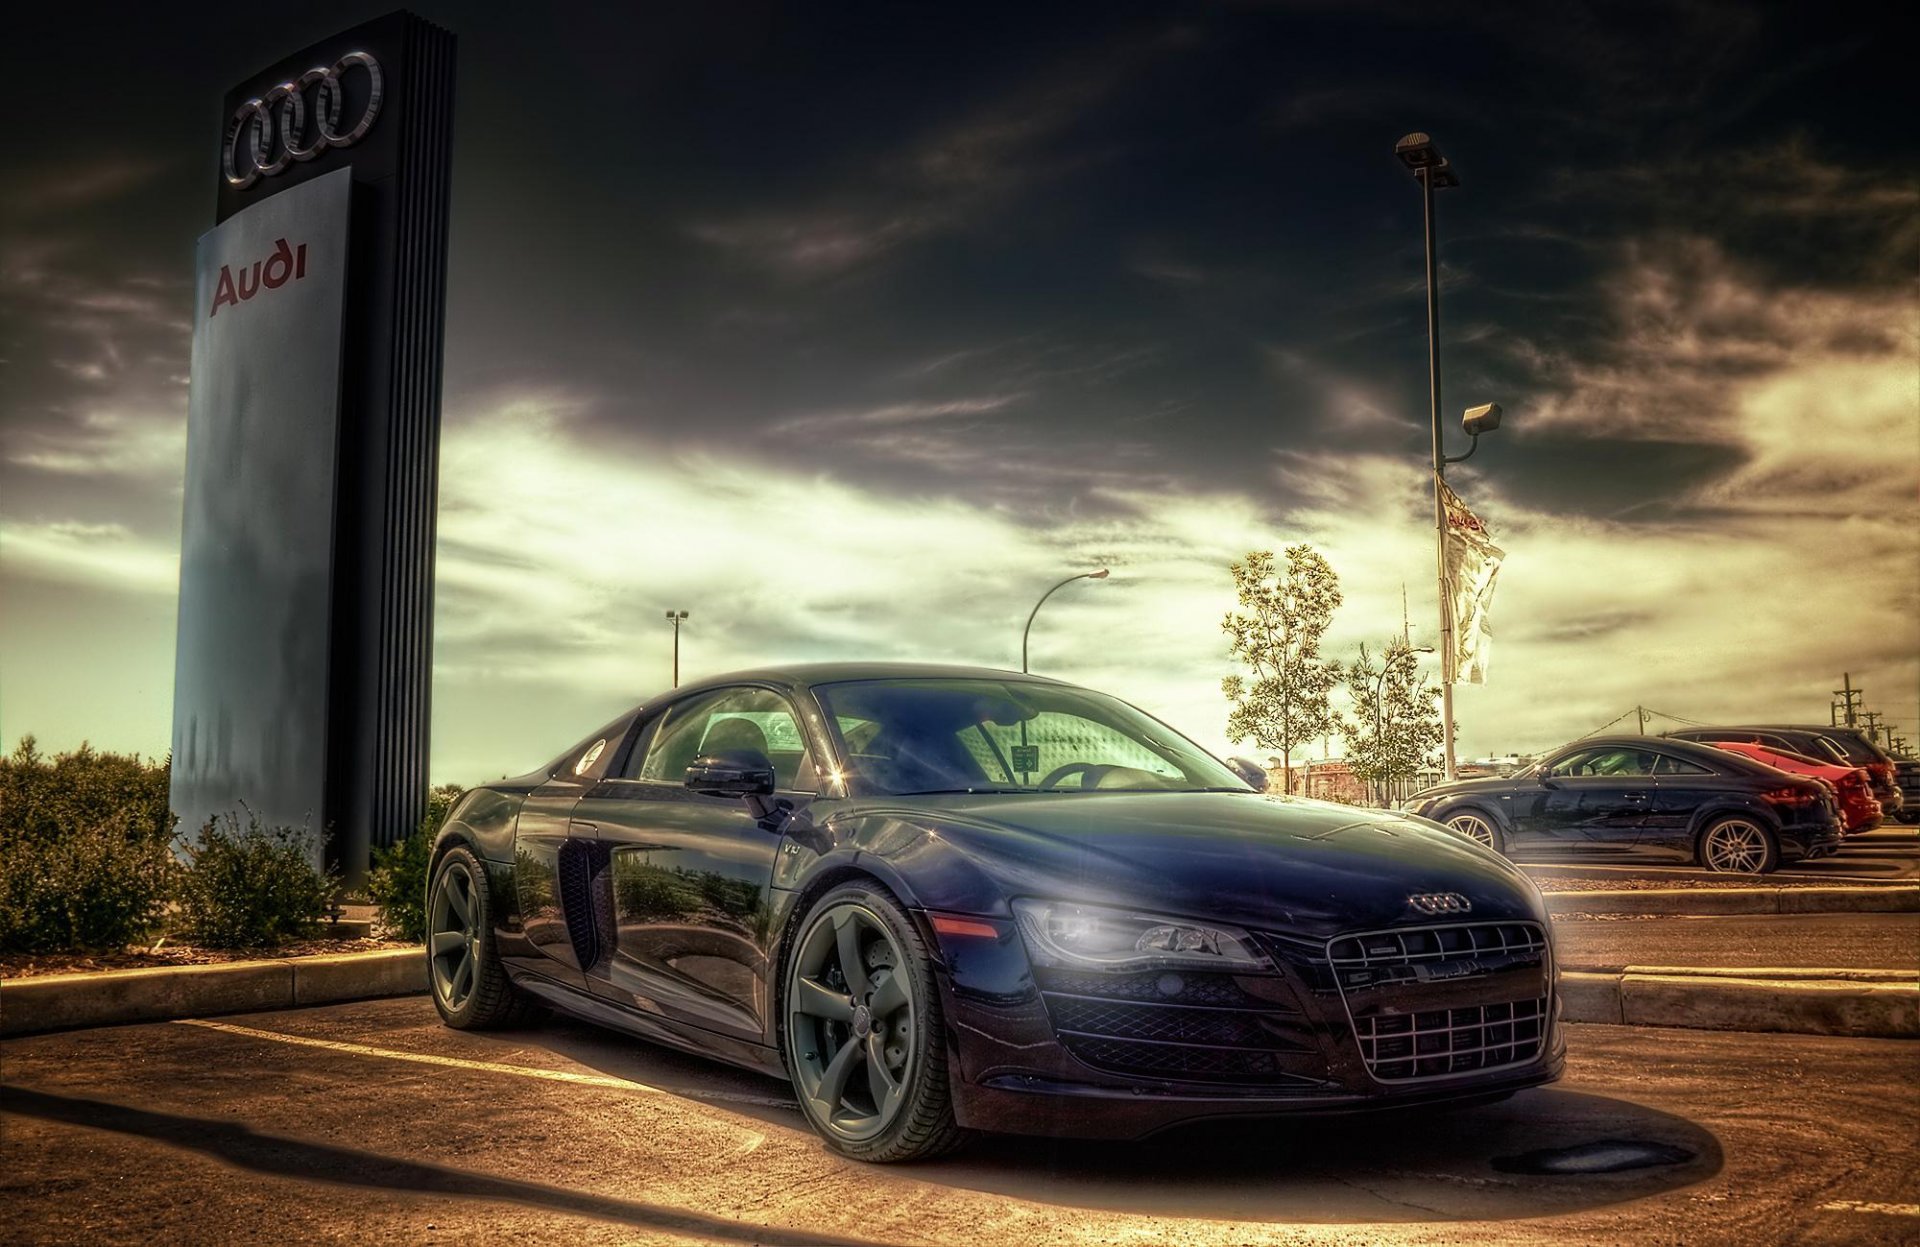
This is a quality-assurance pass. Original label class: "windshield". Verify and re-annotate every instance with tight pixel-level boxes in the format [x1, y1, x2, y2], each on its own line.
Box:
[813, 678, 1251, 797]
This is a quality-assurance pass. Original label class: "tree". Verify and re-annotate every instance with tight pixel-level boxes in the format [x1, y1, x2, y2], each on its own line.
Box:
[1221, 546, 1344, 794]
[1340, 639, 1443, 805]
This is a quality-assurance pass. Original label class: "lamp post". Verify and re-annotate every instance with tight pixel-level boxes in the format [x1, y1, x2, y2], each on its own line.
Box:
[1395, 133, 1504, 782]
[665, 609, 688, 687]
[1021, 569, 1109, 674]
[1370, 644, 1433, 805]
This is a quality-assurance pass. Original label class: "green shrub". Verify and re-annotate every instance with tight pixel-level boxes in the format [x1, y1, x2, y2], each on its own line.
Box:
[177, 809, 336, 948]
[367, 784, 463, 942]
[0, 738, 177, 952]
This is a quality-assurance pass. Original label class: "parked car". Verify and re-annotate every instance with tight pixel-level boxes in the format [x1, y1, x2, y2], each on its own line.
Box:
[1890, 754, 1920, 826]
[1701, 740, 1882, 833]
[1402, 734, 1844, 874]
[1666, 725, 1904, 819]
[426, 663, 1563, 1161]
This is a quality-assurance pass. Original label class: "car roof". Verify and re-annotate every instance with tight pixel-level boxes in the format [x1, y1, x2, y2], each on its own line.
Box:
[666, 661, 1071, 698]
[1552, 734, 1786, 773]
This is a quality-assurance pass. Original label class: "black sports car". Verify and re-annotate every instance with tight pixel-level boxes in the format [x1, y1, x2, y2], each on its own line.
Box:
[1403, 734, 1846, 873]
[428, 663, 1564, 1161]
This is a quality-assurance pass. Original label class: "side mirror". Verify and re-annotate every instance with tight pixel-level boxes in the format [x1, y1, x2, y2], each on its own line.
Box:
[685, 749, 776, 798]
[1227, 757, 1270, 792]
[1463, 402, 1503, 436]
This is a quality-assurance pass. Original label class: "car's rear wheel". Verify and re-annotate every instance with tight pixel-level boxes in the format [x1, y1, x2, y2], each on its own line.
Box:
[1697, 818, 1779, 874]
[782, 882, 966, 1162]
[1445, 809, 1504, 854]
[428, 846, 540, 1029]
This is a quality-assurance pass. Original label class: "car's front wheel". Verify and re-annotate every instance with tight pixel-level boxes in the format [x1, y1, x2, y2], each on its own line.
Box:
[427, 846, 540, 1029]
[1697, 817, 1780, 874]
[781, 882, 966, 1162]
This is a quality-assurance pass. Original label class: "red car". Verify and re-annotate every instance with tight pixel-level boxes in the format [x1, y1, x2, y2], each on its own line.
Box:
[1707, 741, 1883, 833]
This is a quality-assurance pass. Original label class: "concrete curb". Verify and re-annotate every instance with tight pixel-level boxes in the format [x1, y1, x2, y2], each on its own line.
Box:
[1, 948, 424, 1038]
[1560, 967, 1917, 1038]
[1544, 885, 1920, 916]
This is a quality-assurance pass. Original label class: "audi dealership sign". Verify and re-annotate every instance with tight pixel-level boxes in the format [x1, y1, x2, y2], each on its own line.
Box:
[171, 11, 455, 882]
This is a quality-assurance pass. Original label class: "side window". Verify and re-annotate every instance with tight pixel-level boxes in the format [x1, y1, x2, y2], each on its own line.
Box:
[1652, 753, 1711, 776]
[1546, 750, 1597, 778]
[639, 687, 818, 792]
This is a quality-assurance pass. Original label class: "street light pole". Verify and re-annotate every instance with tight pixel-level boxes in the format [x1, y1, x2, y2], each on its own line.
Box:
[1396, 132, 1462, 781]
[1021, 569, 1109, 674]
[665, 610, 688, 687]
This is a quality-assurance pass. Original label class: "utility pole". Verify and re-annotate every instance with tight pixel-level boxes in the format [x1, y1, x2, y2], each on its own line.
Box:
[1636, 705, 1649, 735]
[1833, 673, 1862, 727]
[1862, 710, 1882, 739]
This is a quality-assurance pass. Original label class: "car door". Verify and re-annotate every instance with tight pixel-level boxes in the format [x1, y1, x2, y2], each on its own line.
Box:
[571, 685, 817, 1044]
[1646, 751, 1719, 854]
[502, 722, 628, 988]
[1531, 747, 1654, 852]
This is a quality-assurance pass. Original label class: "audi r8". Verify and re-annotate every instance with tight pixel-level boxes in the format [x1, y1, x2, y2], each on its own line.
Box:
[1403, 734, 1845, 874]
[427, 663, 1564, 1161]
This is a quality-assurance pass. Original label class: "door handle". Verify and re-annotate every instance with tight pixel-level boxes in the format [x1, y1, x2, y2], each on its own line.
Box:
[1622, 792, 1648, 802]
[569, 820, 599, 834]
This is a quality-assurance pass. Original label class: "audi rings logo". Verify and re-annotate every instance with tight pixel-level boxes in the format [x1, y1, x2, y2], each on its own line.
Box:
[224, 51, 383, 189]
[1407, 892, 1473, 916]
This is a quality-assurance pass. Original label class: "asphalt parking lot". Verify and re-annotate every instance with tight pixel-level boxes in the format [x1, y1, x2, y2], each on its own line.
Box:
[4, 996, 1916, 1246]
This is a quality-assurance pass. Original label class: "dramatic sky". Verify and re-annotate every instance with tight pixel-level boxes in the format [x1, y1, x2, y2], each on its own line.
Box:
[3, 0, 1915, 784]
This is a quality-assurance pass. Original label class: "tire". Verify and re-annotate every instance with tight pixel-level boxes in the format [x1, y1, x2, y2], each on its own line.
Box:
[780, 881, 967, 1162]
[1444, 808, 1505, 855]
[1696, 817, 1780, 875]
[428, 845, 542, 1030]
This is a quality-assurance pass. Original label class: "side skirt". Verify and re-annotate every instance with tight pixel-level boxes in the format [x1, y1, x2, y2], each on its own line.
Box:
[509, 969, 788, 1080]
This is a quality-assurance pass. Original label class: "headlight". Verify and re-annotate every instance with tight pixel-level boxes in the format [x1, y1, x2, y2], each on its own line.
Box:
[1010, 899, 1269, 971]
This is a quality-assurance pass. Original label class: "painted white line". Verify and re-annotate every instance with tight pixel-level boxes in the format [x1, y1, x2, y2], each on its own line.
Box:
[174, 1018, 796, 1109]
[1819, 1200, 1920, 1216]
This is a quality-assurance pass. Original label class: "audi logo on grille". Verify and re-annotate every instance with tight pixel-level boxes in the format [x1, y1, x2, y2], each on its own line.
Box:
[1407, 892, 1472, 915]
[223, 51, 383, 190]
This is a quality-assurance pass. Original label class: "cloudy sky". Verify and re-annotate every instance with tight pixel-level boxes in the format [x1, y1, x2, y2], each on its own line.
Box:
[3, 0, 1915, 784]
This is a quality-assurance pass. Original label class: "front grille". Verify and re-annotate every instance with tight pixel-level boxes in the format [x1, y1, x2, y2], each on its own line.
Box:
[1354, 997, 1547, 1081]
[1328, 921, 1550, 1084]
[1035, 968, 1312, 1086]
[1328, 921, 1545, 969]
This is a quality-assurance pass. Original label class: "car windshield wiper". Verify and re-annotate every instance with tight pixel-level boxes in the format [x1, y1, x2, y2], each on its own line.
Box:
[896, 787, 1036, 796]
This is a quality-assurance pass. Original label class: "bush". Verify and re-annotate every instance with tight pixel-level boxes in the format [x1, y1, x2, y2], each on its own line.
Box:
[367, 784, 463, 942]
[177, 809, 336, 948]
[0, 738, 177, 952]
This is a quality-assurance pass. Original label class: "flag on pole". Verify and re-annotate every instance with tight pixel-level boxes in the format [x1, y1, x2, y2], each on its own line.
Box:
[1438, 477, 1504, 685]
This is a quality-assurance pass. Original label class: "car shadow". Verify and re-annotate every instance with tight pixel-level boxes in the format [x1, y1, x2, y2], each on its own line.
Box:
[521, 1012, 1724, 1225]
[0, 1083, 904, 1247]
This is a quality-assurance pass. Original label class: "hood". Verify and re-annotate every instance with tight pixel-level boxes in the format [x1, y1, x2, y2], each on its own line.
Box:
[1408, 775, 1522, 805]
[845, 789, 1545, 936]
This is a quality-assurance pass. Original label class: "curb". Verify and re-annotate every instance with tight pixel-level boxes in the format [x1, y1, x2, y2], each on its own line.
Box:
[1559, 967, 1918, 1038]
[1543, 885, 1920, 916]
[1, 948, 423, 1038]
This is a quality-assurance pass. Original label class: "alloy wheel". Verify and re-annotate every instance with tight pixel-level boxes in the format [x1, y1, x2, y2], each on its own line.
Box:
[786, 902, 916, 1143]
[1702, 820, 1769, 873]
[1447, 813, 1497, 848]
[429, 857, 481, 1011]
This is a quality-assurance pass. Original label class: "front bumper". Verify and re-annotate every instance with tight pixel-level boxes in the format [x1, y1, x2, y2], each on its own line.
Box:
[929, 916, 1566, 1140]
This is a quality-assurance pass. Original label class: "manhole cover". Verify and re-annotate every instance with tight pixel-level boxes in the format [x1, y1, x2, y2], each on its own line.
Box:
[1492, 1139, 1697, 1175]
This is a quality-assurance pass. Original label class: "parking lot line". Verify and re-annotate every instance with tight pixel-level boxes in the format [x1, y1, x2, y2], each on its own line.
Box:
[174, 1018, 795, 1108]
[1818, 1200, 1920, 1216]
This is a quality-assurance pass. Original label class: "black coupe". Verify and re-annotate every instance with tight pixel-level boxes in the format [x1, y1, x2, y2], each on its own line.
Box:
[1403, 734, 1845, 874]
[428, 663, 1564, 1161]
